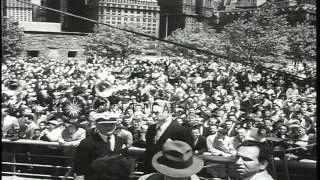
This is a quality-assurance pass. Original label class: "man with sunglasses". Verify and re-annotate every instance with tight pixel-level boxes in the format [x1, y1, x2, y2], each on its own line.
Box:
[144, 102, 193, 173]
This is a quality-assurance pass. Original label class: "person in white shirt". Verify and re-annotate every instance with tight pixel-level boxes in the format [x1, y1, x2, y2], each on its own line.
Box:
[40, 120, 63, 142]
[2, 109, 20, 138]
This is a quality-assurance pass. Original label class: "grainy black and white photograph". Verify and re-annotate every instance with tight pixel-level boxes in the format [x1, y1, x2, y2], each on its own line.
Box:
[1, 0, 316, 180]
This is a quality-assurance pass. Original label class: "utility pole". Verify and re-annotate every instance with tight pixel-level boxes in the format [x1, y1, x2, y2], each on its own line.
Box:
[165, 13, 168, 38]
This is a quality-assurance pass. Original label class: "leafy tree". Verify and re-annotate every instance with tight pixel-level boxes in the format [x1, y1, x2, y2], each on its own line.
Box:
[2, 18, 25, 62]
[220, 1, 290, 64]
[157, 22, 224, 61]
[285, 22, 316, 66]
[85, 24, 145, 60]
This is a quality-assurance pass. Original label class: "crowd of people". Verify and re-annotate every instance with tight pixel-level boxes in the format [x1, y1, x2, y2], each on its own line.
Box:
[1, 54, 317, 178]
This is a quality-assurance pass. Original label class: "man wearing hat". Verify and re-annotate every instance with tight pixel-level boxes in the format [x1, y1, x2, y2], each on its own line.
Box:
[139, 140, 204, 180]
[73, 116, 127, 179]
[144, 102, 193, 173]
[58, 119, 86, 165]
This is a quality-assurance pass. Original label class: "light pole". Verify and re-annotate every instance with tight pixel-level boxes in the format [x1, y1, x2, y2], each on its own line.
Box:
[165, 13, 168, 39]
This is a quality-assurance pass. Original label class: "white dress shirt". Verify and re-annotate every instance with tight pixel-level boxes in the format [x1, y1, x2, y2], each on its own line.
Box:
[155, 119, 172, 142]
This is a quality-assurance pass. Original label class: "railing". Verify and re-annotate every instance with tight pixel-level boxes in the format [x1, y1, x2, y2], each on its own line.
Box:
[2, 139, 75, 179]
[2, 139, 316, 180]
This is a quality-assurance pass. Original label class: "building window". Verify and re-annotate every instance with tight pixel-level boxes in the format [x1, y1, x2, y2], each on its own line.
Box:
[27, 50, 39, 57]
[68, 51, 77, 57]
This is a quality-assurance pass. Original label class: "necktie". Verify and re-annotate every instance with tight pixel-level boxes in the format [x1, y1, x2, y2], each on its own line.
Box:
[106, 135, 111, 151]
[155, 126, 161, 143]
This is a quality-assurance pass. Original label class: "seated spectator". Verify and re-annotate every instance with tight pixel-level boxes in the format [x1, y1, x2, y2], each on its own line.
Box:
[221, 119, 237, 137]
[31, 129, 41, 140]
[255, 125, 268, 142]
[38, 121, 47, 133]
[181, 114, 196, 128]
[4, 128, 19, 140]
[2, 108, 20, 138]
[133, 124, 148, 148]
[292, 127, 309, 148]
[206, 128, 235, 156]
[40, 120, 63, 142]
[231, 128, 255, 148]
[114, 124, 133, 147]
[286, 82, 300, 100]
[58, 120, 86, 147]
[193, 117, 210, 137]
[191, 127, 207, 155]
[275, 124, 289, 139]
[242, 119, 258, 139]
[206, 124, 219, 148]
[204, 116, 220, 128]
[122, 115, 133, 129]
[22, 113, 39, 139]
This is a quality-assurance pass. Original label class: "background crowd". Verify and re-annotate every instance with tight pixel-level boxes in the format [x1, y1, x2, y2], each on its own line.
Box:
[2, 55, 317, 163]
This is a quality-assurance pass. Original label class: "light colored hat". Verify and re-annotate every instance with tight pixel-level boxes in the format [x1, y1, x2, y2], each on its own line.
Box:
[96, 116, 118, 124]
[48, 120, 60, 126]
[152, 140, 204, 178]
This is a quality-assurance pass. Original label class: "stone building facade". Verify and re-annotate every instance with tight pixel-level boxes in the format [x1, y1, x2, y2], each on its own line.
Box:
[158, 0, 198, 38]
[22, 31, 88, 61]
[83, 0, 160, 37]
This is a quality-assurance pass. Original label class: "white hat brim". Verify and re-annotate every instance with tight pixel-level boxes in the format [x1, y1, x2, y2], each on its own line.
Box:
[152, 151, 204, 178]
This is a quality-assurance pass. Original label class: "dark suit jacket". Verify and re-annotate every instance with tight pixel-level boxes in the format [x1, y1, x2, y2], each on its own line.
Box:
[194, 135, 207, 155]
[199, 125, 211, 137]
[73, 132, 127, 178]
[227, 127, 238, 137]
[144, 120, 193, 173]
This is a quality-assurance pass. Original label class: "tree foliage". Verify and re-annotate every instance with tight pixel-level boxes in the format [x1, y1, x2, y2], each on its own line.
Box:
[220, 1, 290, 64]
[84, 24, 145, 59]
[157, 22, 224, 61]
[285, 22, 316, 65]
[159, 1, 316, 67]
[2, 19, 25, 61]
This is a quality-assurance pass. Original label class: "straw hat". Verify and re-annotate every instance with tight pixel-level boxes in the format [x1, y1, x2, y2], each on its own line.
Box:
[152, 140, 204, 178]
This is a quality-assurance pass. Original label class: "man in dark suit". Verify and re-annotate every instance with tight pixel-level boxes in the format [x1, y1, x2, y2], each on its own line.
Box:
[73, 117, 128, 179]
[223, 118, 238, 137]
[193, 117, 211, 137]
[144, 102, 193, 173]
[191, 127, 207, 155]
